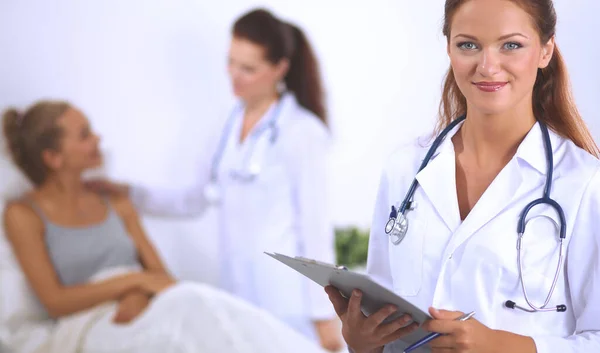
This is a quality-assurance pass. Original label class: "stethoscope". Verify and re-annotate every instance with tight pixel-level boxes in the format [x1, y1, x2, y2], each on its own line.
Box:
[385, 115, 567, 313]
[203, 98, 285, 204]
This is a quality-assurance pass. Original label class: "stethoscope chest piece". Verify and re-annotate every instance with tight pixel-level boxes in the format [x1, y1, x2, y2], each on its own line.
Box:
[385, 213, 409, 245]
[203, 182, 222, 204]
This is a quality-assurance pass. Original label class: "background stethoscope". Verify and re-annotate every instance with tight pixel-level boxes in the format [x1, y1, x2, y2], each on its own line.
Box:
[203, 98, 285, 204]
[385, 115, 568, 313]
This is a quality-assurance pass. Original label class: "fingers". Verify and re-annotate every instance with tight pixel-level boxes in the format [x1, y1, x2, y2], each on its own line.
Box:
[423, 320, 458, 335]
[428, 334, 455, 350]
[423, 317, 462, 336]
[319, 335, 344, 352]
[423, 308, 464, 335]
[113, 309, 132, 324]
[366, 304, 399, 328]
[380, 321, 420, 344]
[347, 289, 365, 323]
[430, 348, 454, 353]
[429, 307, 463, 320]
[376, 313, 414, 337]
[84, 180, 109, 193]
[315, 319, 343, 352]
[325, 286, 348, 317]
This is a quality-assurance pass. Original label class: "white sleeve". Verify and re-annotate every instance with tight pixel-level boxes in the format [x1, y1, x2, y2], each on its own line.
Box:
[129, 182, 209, 218]
[288, 123, 337, 321]
[531, 168, 600, 353]
[128, 153, 212, 218]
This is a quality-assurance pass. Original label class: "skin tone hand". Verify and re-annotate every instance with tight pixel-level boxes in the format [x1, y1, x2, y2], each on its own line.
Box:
[314, 318, 344, 352]
[84, 178, 130, 196]
[423, 308, 536, 353]
[113, 271, 176, 324]
[325, 285, 419, 353]
[136, 271, 177, 296]
[113, 290, 151, 324]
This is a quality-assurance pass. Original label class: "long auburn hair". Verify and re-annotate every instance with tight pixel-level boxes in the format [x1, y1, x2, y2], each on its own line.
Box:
[436, 0, 599, 158]
[233, 8, 327, 126]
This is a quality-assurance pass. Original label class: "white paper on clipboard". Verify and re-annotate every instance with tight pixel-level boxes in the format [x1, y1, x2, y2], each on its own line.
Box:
[265, 252, 432, 353]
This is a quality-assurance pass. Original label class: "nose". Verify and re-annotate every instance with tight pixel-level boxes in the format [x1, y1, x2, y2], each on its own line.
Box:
[476, 49, 501, 77]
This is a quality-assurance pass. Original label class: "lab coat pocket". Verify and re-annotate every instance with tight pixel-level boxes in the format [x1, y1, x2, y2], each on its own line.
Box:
[388, 216, 427, 297]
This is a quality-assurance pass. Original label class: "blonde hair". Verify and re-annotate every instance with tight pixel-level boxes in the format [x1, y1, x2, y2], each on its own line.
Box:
[2, 100, 70, 185]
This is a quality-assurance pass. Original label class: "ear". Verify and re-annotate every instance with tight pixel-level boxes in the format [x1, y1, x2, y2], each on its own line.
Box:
[274, 58, 290, 81]
[538, 36, 555, 69]
[41, 148, 63, 171]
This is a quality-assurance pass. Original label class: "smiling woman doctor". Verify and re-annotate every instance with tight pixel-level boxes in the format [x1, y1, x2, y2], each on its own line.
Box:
[325, 0, 600, 353]
[86, 8, 342, 352]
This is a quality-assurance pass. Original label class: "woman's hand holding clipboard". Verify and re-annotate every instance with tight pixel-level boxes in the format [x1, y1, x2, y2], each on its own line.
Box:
[265, 252, 433, 353]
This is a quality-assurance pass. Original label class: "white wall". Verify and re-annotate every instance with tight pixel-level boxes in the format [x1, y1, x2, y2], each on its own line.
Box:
[1, 0, 598, 283]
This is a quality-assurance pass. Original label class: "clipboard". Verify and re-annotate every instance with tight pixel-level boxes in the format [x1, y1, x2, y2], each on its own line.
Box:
[265, 252, 432, 352]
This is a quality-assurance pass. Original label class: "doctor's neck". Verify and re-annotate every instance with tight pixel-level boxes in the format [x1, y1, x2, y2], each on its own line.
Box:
[457, 105, 536, 166]
[242, 92, 280, 122]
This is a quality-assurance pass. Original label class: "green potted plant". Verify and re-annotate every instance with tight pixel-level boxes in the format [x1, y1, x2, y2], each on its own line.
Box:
[335, 227, 370, 270]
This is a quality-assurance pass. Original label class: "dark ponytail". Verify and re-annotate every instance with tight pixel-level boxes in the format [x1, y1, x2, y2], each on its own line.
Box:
[233, 9, 327, 126]
[283, 24, 327, 125]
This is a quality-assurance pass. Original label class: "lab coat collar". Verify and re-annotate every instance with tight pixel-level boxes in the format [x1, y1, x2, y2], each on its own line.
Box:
[442, 122, 561, 255]
[413, 118, 559, 236]
[424, 119, 561, 169]
[414, 120, 464, 232]
[514, 121, 563, 176]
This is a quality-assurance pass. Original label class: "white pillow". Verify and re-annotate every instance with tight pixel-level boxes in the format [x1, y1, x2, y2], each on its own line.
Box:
[0, 155, 54, 350]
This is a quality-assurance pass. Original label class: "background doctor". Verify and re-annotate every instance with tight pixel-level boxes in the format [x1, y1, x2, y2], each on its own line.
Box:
[326, 0, 600, 352]
[87, 8, 342, 352]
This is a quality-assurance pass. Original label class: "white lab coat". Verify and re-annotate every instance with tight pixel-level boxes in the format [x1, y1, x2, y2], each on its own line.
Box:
[129, 92, 337, 339]
[368, 120, 600, 353]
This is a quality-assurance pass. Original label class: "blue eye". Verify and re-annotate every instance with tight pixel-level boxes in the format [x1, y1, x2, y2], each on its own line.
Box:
[457, 42, 478, 50]
[504, 42, 522, 50]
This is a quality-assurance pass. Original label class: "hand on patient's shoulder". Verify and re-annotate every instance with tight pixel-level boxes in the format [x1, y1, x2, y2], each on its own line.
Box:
[113, 290, 151, 324]
[105, 191, 138, 220]
[85, 178, 130, 197]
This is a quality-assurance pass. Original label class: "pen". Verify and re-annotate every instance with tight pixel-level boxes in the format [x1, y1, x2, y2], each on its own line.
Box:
[403, 311, 476, 353]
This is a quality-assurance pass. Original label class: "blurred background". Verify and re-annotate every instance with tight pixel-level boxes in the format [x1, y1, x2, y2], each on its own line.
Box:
[1, 0, 598, 284]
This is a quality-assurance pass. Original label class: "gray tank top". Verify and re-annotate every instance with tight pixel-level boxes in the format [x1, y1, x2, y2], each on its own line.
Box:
[27, 197, 141, 286]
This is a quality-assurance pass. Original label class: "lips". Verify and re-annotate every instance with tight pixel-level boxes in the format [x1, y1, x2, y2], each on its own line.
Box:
[473, 81, 507, 92]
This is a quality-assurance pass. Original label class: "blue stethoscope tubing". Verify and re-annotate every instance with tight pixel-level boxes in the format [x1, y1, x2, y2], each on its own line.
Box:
[385, 114, 567, 313]
[208, 98, 285, 183]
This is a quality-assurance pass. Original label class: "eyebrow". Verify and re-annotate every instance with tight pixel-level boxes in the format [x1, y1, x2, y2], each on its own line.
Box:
[453, 32, 529, 40]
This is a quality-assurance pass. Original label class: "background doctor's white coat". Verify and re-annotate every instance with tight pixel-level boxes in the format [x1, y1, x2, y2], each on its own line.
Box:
[0, 0, 598, 286]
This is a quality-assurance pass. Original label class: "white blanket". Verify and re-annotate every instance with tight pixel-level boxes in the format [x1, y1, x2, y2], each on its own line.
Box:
[39, 267, 328, 353]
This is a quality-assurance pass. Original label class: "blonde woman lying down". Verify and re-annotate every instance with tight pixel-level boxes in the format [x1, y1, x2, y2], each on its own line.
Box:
[1, 100, 330, 353]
